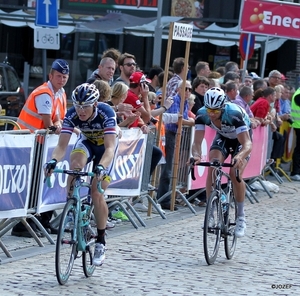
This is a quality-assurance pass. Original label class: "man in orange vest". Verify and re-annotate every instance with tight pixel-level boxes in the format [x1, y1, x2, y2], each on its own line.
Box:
[12, 59, 69, 238]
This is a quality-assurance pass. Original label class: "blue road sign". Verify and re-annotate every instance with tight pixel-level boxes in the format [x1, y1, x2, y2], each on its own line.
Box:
[35, 0, 58, 28]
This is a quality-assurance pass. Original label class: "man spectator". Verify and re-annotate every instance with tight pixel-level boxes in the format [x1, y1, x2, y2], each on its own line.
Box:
[156, 79, 195, 210]
[112, 52, 137, 86]
[243, 75, 253, 88]
[195, 61, 210, 77]
[191, 76, 209, 114]
[268, 70, 282, 88]
[223, 71, 240, 84]
[12, 59, 70, 237]
[147, 65, 163, 92]
[87, 57, 116, 84]
[233, 85, 259, 128]
[225, 81, 238, 101]
[279, 85, 291, 121]
[253, 78, 268, 92]
[290, 87, 300, 181]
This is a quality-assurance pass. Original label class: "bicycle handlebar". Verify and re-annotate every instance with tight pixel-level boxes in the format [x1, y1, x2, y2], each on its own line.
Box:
[189, 157, 241, 183]
[44, 168, 104, 193]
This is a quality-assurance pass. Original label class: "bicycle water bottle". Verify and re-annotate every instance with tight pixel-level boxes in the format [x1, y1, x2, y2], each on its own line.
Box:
[221, 193, 227, 213]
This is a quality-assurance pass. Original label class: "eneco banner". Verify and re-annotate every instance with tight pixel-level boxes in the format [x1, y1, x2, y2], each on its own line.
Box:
[189, 125, 268, 190]
[38, 129, 147, 212]
[239, 0, 300, 39]
[0, 133, 35, 218]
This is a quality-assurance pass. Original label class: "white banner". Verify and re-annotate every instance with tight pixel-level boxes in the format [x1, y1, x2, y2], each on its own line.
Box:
[0, 133, 35, 219]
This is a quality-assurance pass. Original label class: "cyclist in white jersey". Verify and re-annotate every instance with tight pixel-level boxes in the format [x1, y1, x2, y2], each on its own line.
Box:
[192, 87, 252, 238]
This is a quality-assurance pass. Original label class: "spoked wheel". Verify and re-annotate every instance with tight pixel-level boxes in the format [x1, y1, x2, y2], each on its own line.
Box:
[55, 198, 77, 285]
[203, 190, 222, 265]
[224, 192, 237, 260]
[82, 205, 97, 277]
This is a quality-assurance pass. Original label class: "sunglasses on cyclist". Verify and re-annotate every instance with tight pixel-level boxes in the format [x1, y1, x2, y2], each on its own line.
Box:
[74, 103, 94, 110]
[206, 108, 221, 114]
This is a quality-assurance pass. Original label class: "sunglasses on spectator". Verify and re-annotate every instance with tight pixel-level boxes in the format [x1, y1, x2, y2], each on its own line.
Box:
[123, 62, 137, 67]
[206, 108, 221, 114]
[74, 103, 94, 110]
[185, 87, 192, 92]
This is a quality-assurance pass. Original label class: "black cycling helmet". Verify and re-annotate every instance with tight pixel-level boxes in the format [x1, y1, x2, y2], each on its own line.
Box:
[72, 83, 99, 105]
[51, 59, 69, 75]
[204, 87, 226, 109]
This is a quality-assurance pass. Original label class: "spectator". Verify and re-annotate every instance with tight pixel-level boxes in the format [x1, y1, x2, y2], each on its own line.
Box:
[223, 71, 240, 84]
[112, 52, 137, 86]
[195, 61, 210, 77]
[253, 79, 268, 92]
[156, 79, 195, 210]
[191, 76, 209, 115]
[268, 70, 282, 88]
[12, 59, 70, 237]
[225, 81, 238, 101]
[278, 85, 292, 121]
[93, 80, 111, 102]
[290, 87, 300, 180]
[233, 85, 259, 129]
[208, 71, 221, 79]
[147, 65, 163, 92]
[87, 57, 116, 85]
[188, 94, 196, 119]
[243, 75, 253, 88]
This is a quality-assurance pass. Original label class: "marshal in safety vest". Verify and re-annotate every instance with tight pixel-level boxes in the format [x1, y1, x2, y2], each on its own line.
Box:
[16, 82, 66, 132]
[291, 88, 300, 129]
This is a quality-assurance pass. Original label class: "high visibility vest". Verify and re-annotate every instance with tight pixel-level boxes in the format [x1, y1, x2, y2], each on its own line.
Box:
[291, 88, 300, 129]
[16, 82, 66, 132]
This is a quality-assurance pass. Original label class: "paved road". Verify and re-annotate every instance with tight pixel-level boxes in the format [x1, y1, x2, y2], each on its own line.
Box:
[0, 179, 299, 295]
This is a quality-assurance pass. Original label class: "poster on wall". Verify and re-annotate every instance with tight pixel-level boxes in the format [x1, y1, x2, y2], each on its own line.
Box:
[171, 0, 208, 29]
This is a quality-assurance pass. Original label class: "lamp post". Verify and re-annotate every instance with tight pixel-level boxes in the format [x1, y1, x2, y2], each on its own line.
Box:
[152, 0, 163, 66]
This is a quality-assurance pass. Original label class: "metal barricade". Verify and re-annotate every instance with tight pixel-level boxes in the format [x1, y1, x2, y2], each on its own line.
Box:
[156, 126, 196, 214]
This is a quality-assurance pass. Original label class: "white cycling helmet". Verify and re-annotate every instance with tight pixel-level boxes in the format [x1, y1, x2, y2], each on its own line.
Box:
[204, 87, 226, 109]
[72, 83, 99, 105]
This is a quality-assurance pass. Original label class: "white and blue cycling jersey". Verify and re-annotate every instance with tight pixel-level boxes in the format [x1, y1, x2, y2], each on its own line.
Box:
[195, 102, 251, 139]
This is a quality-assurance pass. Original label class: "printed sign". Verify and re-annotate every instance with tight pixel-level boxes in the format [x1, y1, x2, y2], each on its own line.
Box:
[240, 0, 300, 39]
[173, 22, 193, 41]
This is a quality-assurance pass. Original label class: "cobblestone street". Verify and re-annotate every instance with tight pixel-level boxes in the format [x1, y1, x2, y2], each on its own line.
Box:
[0, 178, 299, 295]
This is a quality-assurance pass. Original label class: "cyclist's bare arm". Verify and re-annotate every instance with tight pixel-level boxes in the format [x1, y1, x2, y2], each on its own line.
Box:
[232, 131, 252, 170]
[99, 133, 117, 169]
[192, 129, 205, 164]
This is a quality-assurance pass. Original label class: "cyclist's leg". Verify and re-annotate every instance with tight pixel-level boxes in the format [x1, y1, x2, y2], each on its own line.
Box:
[207, 134, 229, 198]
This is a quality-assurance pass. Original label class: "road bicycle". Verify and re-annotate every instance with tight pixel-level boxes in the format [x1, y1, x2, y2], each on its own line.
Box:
[189, 158, 241, 265]
[45, 168, 103, 285]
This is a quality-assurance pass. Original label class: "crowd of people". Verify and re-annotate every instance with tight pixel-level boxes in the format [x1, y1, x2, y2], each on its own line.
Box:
[8, 48, 299, 266]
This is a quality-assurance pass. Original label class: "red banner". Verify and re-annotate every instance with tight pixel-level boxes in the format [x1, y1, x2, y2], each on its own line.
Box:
[240, 0, 300, 39]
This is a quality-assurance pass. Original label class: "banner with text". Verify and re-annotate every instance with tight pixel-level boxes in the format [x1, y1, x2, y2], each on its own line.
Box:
[239, 0, 300, 39]
[188, 125, 268, 190]
[0, 133, 35, 219]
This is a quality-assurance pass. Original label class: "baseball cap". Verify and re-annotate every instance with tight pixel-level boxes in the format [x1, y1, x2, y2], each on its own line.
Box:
[51, 59, 69, 75]
[249, 72, 260, 79]
[129, 71, 151, 84]
[281, 73, 287, 80]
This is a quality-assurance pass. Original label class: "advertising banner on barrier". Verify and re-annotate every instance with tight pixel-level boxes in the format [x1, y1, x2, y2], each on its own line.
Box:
[37, 129, 147, 212]
[188, 126, 268, 190]
[0, 133, 35, 219]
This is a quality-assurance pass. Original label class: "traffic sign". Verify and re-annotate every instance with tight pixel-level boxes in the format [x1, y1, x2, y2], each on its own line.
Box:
[239, 33, 255, 60]
[34, 27, 60, 50]
[35, 0, 58, 28]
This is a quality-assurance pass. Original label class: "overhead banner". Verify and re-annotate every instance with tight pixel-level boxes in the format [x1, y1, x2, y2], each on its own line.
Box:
[0, 133, 35, 219]
[239, 0, 300, 39]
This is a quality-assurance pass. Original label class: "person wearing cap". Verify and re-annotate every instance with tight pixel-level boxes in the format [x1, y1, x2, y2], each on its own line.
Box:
[16, 59, 69, 133]
[12, 59, 70, 238]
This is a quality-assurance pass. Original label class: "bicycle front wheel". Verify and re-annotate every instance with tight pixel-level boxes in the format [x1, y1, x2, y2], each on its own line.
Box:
[224, 191, 237, 260]
[82, 205, 97, 277]
[203, 190, 221, 265]
[55, 198, 77, 285]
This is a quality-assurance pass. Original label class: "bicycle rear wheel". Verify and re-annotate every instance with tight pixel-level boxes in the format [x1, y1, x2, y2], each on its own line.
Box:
[203, 190, 221, 265]
[82, 205, 97, 277]
[224, 191, 237, 260]
[55, 198, 77, 285]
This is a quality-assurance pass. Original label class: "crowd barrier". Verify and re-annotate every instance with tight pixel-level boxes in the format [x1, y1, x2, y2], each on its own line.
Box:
[0, 122, 289, 257]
